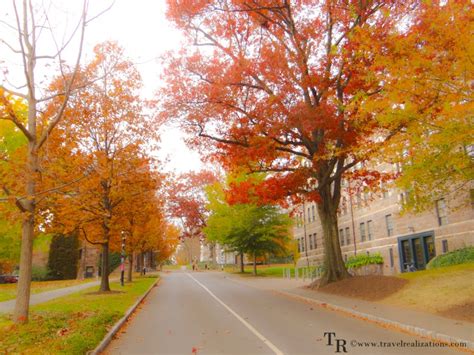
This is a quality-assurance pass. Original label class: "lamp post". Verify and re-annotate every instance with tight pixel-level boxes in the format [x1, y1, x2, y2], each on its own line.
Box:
[120, 231, 126, 286]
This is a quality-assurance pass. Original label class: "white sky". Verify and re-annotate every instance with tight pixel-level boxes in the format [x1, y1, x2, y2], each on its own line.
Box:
[1, 0, 204, 173]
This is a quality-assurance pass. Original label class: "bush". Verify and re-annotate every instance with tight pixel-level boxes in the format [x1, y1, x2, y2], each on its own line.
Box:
[109, 252, 122, 274]
[47, 233, 80, 280]
[427, 246, 474, 269]
[31, 265, 50, 281]
[346, 253, 384, 269]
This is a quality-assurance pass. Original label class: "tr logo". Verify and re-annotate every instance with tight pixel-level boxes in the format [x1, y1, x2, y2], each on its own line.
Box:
[324, 332, 348, 353]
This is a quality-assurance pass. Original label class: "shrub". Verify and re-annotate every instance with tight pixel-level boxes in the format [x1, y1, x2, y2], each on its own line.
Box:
[31, 265, 50, 281]
[109, 252, 122, 274]
[427, 246, 474, 269]
[47, 233, 80, 280]
[346, 253, 384, 269]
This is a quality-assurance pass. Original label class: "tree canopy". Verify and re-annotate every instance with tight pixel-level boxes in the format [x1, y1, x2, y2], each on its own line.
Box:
[204, 177, 291, 274]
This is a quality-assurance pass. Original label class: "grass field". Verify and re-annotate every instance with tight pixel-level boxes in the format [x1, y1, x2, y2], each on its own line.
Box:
[0, 276, 157, 354]
[0, 279, 95, 302]
[224, 263, 304, 277]
[382, 263, 474, 316]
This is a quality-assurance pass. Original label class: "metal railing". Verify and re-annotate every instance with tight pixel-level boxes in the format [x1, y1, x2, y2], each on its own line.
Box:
[282, 266, 323, 282]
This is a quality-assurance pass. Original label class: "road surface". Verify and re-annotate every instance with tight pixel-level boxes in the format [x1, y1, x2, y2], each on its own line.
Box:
[107, 271, 462, 354]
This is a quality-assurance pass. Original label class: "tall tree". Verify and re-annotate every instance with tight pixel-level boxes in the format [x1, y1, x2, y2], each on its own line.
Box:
[0, 0, 90, 323]
[362, 1, 473, 212]
[46, 42, 157, 292]
[160, 0, 413, 285]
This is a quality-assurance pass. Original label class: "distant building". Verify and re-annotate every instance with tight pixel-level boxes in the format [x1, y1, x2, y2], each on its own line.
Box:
[293, 181, 473, 274]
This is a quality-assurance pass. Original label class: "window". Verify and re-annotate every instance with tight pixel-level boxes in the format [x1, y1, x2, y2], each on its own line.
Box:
[385, 214, 394, 236]
[381, 181, 389, 199]
[442, 239, 448, 254]
[367, 220, 373, 240]
[301, 237, 305, 252]
[309, 234, 313, 250]
[313, 233, 317, 249]
[339, 229, 345, 246]
[360, 222, 366, 242]
[311, 205, 316, 222]
[356, 193, 362, 208]
[307, 207, 311, 222]
[436, 198, 448, 226]
[389, 248, 394, 268]
[342, 197, 348, 215]
[345, 227, 350, 245]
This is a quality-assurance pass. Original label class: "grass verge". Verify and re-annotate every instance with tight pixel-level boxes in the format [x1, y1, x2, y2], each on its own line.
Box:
[382, 263, 474, 320]
[0, 276, 157, 354]
[0, 279, 95, 302]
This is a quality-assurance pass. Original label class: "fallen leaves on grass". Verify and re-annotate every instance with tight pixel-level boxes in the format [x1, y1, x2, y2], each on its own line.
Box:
[56, 328, 70, 337]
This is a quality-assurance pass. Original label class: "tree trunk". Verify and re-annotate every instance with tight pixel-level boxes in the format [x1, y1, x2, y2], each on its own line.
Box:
[127, 251, 133, 282]
[316, 185, 351, 287]
[253, 253, 257, 276]
[240, 252, 244, 273]
[13, 214, 35, 323]
[99, 243, 111, 292]
[13, 128, 38, 324]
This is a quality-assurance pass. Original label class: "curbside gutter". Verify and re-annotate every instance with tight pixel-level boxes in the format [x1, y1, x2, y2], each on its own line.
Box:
[274, 289, 474, 353]
[89, 277, 161, 355]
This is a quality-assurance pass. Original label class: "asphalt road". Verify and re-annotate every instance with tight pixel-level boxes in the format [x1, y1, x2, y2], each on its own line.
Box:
[107, 272, 462, 355]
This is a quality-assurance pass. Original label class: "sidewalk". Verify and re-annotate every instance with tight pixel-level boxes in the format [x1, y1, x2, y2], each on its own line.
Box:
[0, 280, 100, 314]
[225, 274, 474, 349]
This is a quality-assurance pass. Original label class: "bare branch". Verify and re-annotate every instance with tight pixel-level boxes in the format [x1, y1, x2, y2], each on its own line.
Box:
[37, 0, 88, 150]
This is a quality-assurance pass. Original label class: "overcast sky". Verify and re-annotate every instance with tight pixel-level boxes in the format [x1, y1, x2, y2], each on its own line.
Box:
[1, 0, 204, 173]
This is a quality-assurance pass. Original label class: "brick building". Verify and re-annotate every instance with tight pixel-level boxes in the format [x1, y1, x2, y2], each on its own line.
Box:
[294, 183, 473, 274]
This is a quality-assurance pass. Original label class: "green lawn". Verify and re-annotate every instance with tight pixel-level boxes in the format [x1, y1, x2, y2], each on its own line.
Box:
[0, 279, 95, 302]
[0, 276, 157, 354]
[224, 263, 314, 277]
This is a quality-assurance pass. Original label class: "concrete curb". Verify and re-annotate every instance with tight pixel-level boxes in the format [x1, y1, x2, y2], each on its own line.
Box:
[89, 277, 161, 355]
[275, 290, 474, 353]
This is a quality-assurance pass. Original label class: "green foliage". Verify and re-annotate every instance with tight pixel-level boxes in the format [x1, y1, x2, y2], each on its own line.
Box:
[0, 220, 20, 273]
[427, 247, 474, 269]
[204, 179, 292, 262]
[47, 234, 80, 280]
[346, 253, 384, 269]
[108, 252, 122, 274]
[33, 234, 52, 254]
[31, 265, 50, 281]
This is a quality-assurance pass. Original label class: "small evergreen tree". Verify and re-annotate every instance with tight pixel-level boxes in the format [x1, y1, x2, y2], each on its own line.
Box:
[47, 233, 79, 280]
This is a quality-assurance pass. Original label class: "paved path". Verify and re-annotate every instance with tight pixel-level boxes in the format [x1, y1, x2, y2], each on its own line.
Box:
[107, 272, 462, 354]
[0, 280, 100, 313]
[225, 274, 474, 344]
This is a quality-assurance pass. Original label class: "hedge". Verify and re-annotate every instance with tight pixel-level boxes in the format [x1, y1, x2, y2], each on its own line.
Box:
[427, 246, 474, 269]
[346, 253, 384, 269]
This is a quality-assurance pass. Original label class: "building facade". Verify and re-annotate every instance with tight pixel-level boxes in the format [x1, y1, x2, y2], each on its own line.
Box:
[294, 184, 473, 274]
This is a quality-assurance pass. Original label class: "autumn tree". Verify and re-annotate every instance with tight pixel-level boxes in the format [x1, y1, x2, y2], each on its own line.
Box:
[361, 1, 474, 212]
[46, 42, 157, 292]
[165, 171, 217, 262]
[155, 223, 180, 267]
[119, 187, 167, 282]
[0, 0, 92, 323]
[160, 0, 415, 285]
